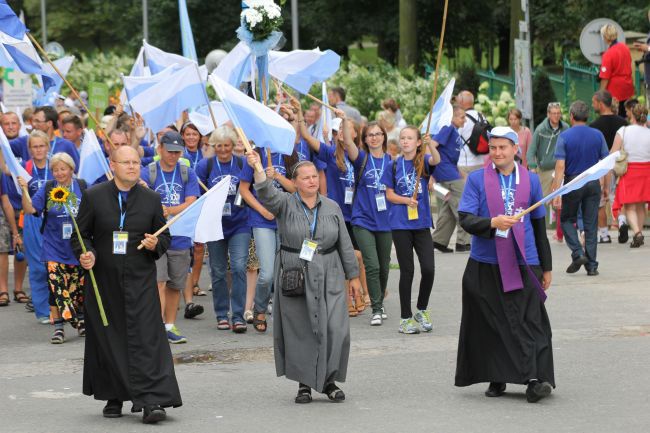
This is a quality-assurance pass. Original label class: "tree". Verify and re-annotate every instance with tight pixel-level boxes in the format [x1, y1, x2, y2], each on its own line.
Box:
[398, 0, 417, 69]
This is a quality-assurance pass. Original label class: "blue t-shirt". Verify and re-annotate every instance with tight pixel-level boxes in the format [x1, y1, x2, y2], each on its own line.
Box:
[381, 155, 436, 231]
[141, 162, 200, 250]
[554, 125, 608, 176]
[49, 137, 80, 172]
[195, 155, 250, 240]
[240, 150, 287, 230]
[432, 125, 462, 182]
[458, 168, 546, 265]
[1, 173, 22, 209]
[184, 148, 203, 170]
[295, 138, 326, 171]
[31, 179, 84, 265]
[25, 162, 53, 198]
[351, 150, 391, 232]
[9, 135, 29, 163]
[317, 144, 355, 222]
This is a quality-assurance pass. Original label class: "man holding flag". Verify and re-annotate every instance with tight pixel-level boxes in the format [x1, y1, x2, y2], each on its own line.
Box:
[455, 126, 555, 403]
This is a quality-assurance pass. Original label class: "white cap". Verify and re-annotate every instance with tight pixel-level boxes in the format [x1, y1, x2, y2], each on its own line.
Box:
[331, 117, 343, 132]
[488, 126, 519, 144]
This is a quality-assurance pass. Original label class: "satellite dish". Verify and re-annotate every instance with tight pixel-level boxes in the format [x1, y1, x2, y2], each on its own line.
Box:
[580, 18, 625, 65]
[205, 49, 227, 73]
[44, 41, 65, 60]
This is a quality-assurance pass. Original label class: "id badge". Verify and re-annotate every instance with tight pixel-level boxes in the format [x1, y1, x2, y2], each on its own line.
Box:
[113, 231, 128, 255]
[495, 228, 510, 238]
[223, 202, 232, 216]
[234, 188, 244, 207]
[407, 206, 419, 220]
[375, 193, 387, 211]
[299, 239, 318, 262]
[344, 186, 354, 205]
[62, 223, 73, 240]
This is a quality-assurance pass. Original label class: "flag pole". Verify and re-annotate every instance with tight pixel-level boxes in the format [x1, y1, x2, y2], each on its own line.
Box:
[305, 92, 337, 112]
[193, 64, 218, 130]
[412, 0, 449, 200]
[26, 33, 117, 149]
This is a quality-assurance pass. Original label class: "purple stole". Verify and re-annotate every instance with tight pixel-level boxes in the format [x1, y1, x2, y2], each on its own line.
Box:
[484, 163, 546, 302]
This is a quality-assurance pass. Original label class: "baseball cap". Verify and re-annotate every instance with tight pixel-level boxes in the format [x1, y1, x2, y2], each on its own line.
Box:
[160, 131, 185, 152]
[331, 117, 343, 132]
[488, 126, 519, 145]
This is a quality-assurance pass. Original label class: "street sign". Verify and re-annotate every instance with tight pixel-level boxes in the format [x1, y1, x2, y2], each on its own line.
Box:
[2, 68, 33, 113]
[580, 18, 625, 65]
[87, 82, 109, 129]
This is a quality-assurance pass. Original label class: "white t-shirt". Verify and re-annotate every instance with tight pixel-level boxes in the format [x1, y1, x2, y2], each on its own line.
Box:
[458, 109, 487, 167]
[617, 124, 650, 162]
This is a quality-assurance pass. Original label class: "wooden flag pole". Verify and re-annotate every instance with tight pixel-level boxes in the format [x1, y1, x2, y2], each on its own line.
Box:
[260, 75, 273, 169]
[305, 92, 337, 112]
[235, 127, 264, 173]
[412, 0, 449, 200]
[27, 33, 117, 150]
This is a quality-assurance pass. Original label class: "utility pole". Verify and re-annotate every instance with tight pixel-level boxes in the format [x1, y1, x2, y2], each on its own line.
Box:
[143, 0, 149, 41]
[40, 0, 47, 46]
[291, 0, 299, 49]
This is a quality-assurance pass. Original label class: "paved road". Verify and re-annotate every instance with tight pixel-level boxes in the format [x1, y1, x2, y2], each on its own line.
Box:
[1, 233, 649, 432]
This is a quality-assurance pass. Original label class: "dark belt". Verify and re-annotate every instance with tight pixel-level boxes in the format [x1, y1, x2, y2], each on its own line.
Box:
[281, 244, 337, 255]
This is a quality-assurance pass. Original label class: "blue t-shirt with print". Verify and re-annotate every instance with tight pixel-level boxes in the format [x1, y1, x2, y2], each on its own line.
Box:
[195, 155, 250, 240]
[381, 155, 436, 231]
[31, 179, 84, 265]
[458, 168, 546, 265]
[141, 162, 200, 250]
[317, 144, 355, 222]
[184, 148, 203, 170]
[351, 150, 391, 232]
[432, 125, 462, 182]
[240, 150, 288, 230]
[295, 138, 326, 171]
[49, 137, 80, 172]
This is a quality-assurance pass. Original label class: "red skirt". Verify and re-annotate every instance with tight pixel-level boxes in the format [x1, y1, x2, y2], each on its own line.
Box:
[613, 162, 650, 211]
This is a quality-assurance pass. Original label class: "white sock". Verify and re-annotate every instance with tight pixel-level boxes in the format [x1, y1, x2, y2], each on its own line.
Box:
[599, 227, 609, 238]
[618, 215, 627, 226]
[165, 323, 173, 331]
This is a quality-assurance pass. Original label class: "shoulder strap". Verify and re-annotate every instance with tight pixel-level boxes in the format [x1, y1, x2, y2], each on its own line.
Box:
[392, 156, 398, 186]
[147, 161, 157, 186]
[207, 156, 214, 176]
[235, 155, 243, 170]
[465, 112, 478, 124]
[180, 164, 189, 184]
[352, 152, 369, 202]
[40, 180, 56, 234]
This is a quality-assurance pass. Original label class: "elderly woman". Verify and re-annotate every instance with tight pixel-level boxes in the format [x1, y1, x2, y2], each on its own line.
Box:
[20, 152, 87, 343]
[245, 150, 360, 404]
[611, 104, 650, 247]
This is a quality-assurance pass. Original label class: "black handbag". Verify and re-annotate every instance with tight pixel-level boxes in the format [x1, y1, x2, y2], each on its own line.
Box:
[280, 266, 306, 297]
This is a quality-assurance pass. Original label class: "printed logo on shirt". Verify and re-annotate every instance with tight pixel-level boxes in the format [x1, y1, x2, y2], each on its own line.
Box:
[155, 182, 183, 206]
[338, 159, 355, 185]
[29, 179, 46, 195]
[397, 170, 422, 196]
[363, 168, 385, 190]
[211, 175, 239, 195]
[272, 165, 286, 189]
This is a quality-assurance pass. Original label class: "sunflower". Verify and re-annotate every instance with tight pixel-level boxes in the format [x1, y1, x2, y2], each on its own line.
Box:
[49, 186, 70, 203]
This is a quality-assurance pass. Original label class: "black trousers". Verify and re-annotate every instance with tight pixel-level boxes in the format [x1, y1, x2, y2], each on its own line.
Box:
[392, 229, 435, 319]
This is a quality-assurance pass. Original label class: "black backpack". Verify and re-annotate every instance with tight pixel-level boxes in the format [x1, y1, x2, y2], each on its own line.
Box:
[463, 112, 492, 155]
[40, 179, 88, 234]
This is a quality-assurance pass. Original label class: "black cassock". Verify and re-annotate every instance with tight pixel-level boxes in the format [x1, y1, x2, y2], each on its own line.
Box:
[71, 180, 182, 411]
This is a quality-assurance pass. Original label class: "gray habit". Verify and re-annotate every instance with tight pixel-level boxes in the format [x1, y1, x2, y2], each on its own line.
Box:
[255, 179, 359, 393]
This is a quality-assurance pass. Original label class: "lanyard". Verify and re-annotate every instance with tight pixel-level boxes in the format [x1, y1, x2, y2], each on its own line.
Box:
[31, 163, 49, 183]
[216, 157, 233, 177]
[118, 191, 127, 230]
[59, 181, 75, 218]
[159, 163, 177, 199]
[401, 157, 417, 196]
[499, 173, 514, 213]
[49, 137, 58, 156]
[186, 149, 200, 167]
[369, 153, 386, 189]
[295, 193, 318, 239]
[299, 141, 309, 161]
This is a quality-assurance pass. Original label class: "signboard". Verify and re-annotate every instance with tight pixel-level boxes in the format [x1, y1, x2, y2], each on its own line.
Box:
[514, 39, 533, 120]
[2, 68, 32, 113]
[87, 82, 109, 129]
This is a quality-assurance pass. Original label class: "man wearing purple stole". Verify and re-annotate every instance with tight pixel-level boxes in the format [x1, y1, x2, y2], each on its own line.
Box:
[454, 126, 555, 403]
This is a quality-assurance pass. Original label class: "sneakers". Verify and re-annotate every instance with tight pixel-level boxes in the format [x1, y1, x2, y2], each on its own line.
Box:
[77, 320, 86, 337]
[381, 307, 387, 320]
[167, 325, 187, 344]
[598, 235, 612, 244]
[414, 309, 433, 332]
[37, 316, 51, 325]
[398, 318, 420, 334]
[370, 313, 382, 326]
[618, 223, 629, 243]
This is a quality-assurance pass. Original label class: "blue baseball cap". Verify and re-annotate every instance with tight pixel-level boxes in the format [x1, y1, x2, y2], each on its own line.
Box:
[160, 131, 185, 152]
[488, 126, 519, 145]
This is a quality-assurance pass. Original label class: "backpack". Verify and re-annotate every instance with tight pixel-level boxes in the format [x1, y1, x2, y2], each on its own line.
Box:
[463, 112, 492, 155]
[147, 161, 189, 187]
[40, 179, 88, 234]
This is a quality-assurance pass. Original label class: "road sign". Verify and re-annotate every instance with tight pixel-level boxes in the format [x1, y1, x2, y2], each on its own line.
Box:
[87, 82, 109, 129]
[2, 68, 33, 113]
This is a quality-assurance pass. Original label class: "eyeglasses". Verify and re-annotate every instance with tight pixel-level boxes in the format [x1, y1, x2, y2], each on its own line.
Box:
[113, 160, 140, 167]
[366, 132, 384, 138]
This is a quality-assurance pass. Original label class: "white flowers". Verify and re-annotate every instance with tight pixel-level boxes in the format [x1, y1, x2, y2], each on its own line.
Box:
[242, 8, 263, 29]
[242, 0, 281, 28]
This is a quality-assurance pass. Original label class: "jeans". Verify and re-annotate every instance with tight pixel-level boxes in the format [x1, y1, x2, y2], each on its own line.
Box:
[23, 214, 49, 319]
[207, 232, 251, 323]
[252, 227, 279, 313]
[392, 229, 435, 319]
[353, 226, 392, 314]
[561, 179, 600, 270]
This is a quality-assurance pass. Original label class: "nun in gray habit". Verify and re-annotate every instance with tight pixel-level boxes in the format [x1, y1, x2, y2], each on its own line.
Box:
[246, 151, 361, 404]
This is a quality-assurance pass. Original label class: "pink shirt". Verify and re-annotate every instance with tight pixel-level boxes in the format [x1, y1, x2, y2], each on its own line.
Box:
[515, 126, 532, 168]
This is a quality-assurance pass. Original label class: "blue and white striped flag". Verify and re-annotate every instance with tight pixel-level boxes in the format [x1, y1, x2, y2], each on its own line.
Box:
[78, 129, 110, 185]
[178, 0, 198, 63]
[420, 78, 456, 136]
[0, 128, 31, 195]
[213, 42, 253, 88]
[143, 40, 196, 75]
[268, 48, 340, 95]
[188, 101, 230, 136]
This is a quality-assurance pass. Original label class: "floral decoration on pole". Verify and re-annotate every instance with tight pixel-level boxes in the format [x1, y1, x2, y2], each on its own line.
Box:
[48, 186, 109, 327]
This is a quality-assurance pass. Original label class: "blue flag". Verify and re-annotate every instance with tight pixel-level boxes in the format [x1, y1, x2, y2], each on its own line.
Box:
[178, 0, 198, 63]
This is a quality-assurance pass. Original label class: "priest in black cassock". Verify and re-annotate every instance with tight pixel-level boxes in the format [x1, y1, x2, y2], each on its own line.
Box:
[454, 126, 555, 403]
[72, 146, 182, 423]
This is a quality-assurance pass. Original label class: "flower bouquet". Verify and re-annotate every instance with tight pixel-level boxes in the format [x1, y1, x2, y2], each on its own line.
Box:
[49, 186, 108, 326]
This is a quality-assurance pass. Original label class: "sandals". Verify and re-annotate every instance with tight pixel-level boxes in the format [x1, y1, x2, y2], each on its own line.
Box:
[348, 300, 358, 317]
[295, 384, 312, 404]
[232, 321, 247, 334]
[355, 294, 366, 314]
[77, 320, 86, 337]
[0, 292, 9, 307]
[51, 329, 65, 344]
[323, 383, 345, 402]
[244, 310, 254, 324]
[192, 284, 207, 297]
[217, 319, 231, 330]
[253, 312, 267, 333]
[184, 302, 204, 319]
[630, 232, 645, 248]
[13, 291, 30, 304]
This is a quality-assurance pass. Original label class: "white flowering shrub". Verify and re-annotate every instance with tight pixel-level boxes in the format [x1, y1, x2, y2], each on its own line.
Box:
[473, 83, 517, 126]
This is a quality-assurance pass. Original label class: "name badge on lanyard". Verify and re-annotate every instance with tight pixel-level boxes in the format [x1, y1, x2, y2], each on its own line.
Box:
[114, 192, 129, 254]
[223, 202, 232, 216]
[375, 193, 387, 211]
[62, 223, 72, 239]
[344, 186, 354, 204]
[407, 206, 419, 220]
[496, 173, 514, 238]
[297, 194, 319, 262]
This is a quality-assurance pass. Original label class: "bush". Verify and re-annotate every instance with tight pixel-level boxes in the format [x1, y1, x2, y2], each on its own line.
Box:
[454, 63, 480, 96]
[63, 52, 135, 98]
[474, 82, 516, 126]
[532, 69, 557, 125]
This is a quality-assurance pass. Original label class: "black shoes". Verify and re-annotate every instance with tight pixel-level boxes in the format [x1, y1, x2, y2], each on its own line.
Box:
[143, 405, 167, 424]
[455, 243, 471, 253]
[526, 381, 552, 403]
[485, 382, 506, 397]
[184, 302, 204, 319]
[295, 383, 312, 404]
[630, 232, 645, 248]
[587, 268, 599, 276]
[433, 242, 453, 253]
[566, 255, 589, 274]
[618, 223, 629, 244]
[102, 400, 123, 418]
[323, 383, 345, 402]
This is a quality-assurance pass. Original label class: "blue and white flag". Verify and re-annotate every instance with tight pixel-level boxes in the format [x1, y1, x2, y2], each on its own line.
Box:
[420, 78, 456, 136]
[315, 82, 333, 143]
[34, 55, 75, 106]
[128, 63, 207, 133]
[268, 48, 340, 95]
[169, 175, 230, 242]
[178, 0, 197, 63]
[78, 129, 110, 185]
[129, 46, 150, 77]
[0, 0, 26, 40]
[540, 152, 618, 205]
[0, 128, 31, 195]
[122, 63, 181, 100]
[209, 74, 296, 155]
[213, 41, 253, 87]
[188, 101, 230, 136]
[143, 40, 196, 75]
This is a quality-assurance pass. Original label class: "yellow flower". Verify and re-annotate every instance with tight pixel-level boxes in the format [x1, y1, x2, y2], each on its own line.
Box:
[49, 187, 70, 203]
